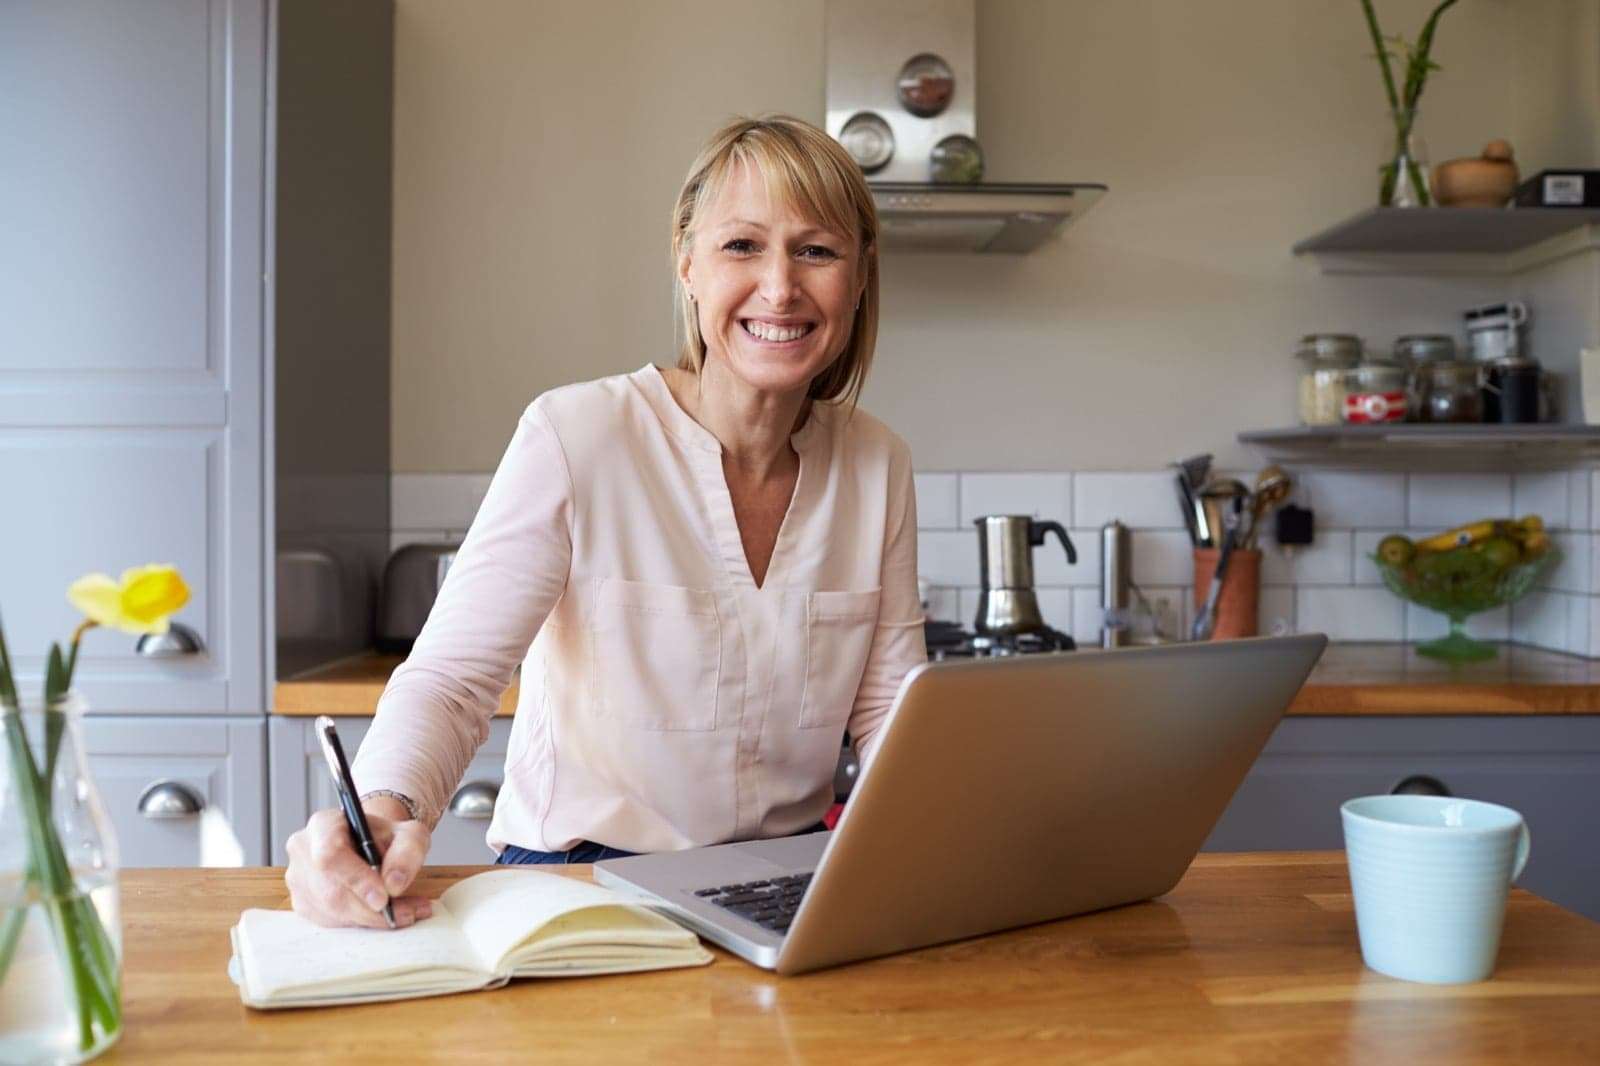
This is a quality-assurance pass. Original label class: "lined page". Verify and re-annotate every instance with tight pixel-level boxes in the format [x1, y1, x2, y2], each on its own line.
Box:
[237, 902, 481, 1001]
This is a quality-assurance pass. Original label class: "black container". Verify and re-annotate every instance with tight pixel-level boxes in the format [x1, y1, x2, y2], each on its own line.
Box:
[1482, 358, 1542, 423]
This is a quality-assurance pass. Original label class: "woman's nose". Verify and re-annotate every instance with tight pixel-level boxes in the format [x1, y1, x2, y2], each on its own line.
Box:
[757, 253, 798, 307]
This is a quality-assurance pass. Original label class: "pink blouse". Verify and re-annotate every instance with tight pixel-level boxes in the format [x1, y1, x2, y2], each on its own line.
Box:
[352, 365, 926, 854]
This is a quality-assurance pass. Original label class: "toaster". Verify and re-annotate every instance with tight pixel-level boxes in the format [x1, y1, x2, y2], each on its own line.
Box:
[377, 543, 460, 653]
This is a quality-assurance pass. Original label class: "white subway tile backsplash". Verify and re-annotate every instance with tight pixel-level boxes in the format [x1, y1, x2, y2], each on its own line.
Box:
[1297, 471, 1406, 529]
[1570, 471, 1592, 534]
[1408, 473, 1512, 529]
[392, 473, 493, 531]
[923, 585, 962, 623]
[1512, 471, 1569, 529]
[917, 531, 979, 587]
[958, 473, 1072, 526]
[1131, 531, 1195, 585]
[1297, 587, 1405, 641]
[1544, 533, 1592, 594]
[1512, 590, 1578, 653]
[913, 473, 959, 529]
[1405, 603, 1509, 643]
[1074, 472, 1186, 530]
[1071, 588, 1103, 644]
[1591, 471, 1600, 531]
[1036, 588, 1072, 633]
[1567, 593, 1591, 655]
[1032, 529, 1101, 587]
[1290, 531, 1354, 586]
[1590, 597, 1600, 658]
[959, 588, 982, 629]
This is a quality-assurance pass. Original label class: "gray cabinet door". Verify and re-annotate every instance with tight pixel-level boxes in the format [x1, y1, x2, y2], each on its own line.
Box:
[83, 715, 267, 867]
[269, 717, 512, 866]
[1205, 716, 1600, 921]
[0, 0, 266, 715]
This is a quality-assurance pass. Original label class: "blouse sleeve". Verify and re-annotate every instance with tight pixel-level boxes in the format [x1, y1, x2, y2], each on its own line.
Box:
[352, 402, 574, 827]
[845, 439, 927, 767]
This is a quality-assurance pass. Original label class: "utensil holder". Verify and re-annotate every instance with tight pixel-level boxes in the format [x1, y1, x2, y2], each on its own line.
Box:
[1193, 548, 1261, 640]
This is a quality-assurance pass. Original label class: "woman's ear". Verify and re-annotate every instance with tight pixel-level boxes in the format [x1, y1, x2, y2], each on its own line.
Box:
[677, 250, 694, 301]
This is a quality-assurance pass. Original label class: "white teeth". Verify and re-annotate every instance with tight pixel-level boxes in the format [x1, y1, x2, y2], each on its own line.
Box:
[743, 320, 812, 342]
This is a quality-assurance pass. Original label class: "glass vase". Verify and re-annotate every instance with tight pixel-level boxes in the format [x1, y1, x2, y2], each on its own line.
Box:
[1379, 108, 1431, 208]
[0, 694, 122, 1064]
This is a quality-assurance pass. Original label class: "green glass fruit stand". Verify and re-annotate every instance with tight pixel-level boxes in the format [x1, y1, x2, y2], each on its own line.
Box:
[1373, 546, 1559, 662]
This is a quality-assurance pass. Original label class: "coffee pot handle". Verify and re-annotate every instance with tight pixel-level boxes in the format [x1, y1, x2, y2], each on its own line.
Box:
[1030, 520, 1077, 565]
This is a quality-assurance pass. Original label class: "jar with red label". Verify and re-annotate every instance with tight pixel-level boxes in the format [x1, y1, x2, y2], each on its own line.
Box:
[1341, 361, 1409, 423]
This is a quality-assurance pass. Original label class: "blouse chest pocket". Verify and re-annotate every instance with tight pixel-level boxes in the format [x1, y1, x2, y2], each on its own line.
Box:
[594, 578, 721, 731]
[799, 588, 881, 730]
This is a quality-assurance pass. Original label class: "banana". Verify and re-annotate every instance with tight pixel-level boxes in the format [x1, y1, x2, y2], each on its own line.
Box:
[1416, 520, 1500, 553]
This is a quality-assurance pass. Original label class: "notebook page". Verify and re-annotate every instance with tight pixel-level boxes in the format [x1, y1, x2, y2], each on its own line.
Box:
[237, 901, 483, 1001]
[443, 869, 683, 971]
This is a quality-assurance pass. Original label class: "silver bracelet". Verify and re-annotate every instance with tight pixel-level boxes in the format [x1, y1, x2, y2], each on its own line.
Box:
[360, 788, 420, 822]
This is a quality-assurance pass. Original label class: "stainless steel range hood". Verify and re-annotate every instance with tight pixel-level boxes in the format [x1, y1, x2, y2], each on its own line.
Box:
[825, 0, 1106, 254]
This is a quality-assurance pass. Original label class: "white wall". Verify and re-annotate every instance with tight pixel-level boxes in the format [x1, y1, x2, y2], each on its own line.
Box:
[389, 0, 1599, 473]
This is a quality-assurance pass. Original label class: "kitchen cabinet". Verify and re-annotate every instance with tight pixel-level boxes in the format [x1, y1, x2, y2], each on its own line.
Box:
[1204, 716, 1600, 920]
[83, 716, 268, 867]
[268, 717, 513, 865]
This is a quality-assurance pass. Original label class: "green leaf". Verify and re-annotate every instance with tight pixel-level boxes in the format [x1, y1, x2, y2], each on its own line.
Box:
[0, 610, 17, 710]
[43, 644, 68, 797]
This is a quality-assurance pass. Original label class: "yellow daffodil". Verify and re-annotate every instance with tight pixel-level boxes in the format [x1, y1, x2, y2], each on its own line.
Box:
[67, 564, 191, 636]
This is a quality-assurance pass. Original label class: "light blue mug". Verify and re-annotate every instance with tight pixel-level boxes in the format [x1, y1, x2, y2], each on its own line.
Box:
[1340, 794, 1531, 984]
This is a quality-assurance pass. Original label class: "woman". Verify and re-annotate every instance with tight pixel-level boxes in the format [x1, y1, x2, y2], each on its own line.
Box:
[285, 115, 925, 928]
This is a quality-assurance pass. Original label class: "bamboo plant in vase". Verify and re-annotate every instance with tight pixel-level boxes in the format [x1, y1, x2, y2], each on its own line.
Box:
[0, 565, 190, 1063]
[1360, 0, 1459, 207]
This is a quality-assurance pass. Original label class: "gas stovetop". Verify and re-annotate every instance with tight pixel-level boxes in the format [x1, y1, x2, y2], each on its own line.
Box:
[924, 620, 1076, 661]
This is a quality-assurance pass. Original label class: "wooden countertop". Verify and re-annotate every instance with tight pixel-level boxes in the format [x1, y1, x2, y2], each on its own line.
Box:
[111, 853, 1600, 1064]
[274, 642, 1600, 718]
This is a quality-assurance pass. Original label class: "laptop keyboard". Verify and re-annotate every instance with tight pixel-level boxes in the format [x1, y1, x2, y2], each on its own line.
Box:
[692, 872, 813, 933]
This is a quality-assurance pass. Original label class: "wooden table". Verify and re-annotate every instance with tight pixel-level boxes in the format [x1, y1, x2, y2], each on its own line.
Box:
[111, 853, 1600, 1064]
[273, 643, 1600, 718]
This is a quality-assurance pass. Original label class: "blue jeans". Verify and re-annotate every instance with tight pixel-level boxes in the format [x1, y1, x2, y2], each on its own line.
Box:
[496, 822, 831, 866]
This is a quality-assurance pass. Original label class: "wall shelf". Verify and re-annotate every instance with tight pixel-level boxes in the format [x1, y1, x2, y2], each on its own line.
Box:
[1293, 207, 1600, 276]
[1239, 424, 1600, 471]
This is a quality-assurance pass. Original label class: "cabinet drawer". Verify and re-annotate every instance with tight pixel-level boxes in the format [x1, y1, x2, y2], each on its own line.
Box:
[1204, 717, 1600, 920]
[269, 716, 512, 865]
[82, 715, 267, 868]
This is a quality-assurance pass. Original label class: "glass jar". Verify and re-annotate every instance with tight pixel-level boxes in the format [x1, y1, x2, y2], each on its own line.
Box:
[0, 694, 122, 1063]
[1418, 362, 1484, 423]
[1342, 360, 1410, 423]
[1395, 335, 1457, 419]
[1296, 334, 1362, 425]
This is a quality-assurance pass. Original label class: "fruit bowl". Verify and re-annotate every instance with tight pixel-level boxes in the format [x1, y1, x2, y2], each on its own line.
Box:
[1372, 531, 1557, 662]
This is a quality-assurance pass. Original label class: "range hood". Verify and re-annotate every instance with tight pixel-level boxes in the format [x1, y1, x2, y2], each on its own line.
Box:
[824, 0, 1106, 254]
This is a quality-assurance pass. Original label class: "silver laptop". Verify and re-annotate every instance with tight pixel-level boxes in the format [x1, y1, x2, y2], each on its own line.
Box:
[594, 633, 1326, 975]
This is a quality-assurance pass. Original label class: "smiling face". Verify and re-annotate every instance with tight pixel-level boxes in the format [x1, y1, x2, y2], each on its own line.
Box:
[679, 163, 867, 400]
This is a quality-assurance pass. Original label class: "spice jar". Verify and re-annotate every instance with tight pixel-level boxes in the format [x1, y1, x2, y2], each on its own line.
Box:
[1417, 361, 1483, 423]
[1342, 360, 1409, 423]
[1394, 334, 1457, 421]
[1296, 334, 1362, 425]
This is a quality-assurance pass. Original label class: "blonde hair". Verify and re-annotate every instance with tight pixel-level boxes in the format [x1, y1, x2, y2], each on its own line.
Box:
[671, 114, 879, 407]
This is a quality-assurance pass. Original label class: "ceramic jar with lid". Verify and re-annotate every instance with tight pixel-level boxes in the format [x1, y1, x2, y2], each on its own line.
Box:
[1417, 361, 1483, 423]
[1296, 334, 1362, 425]
[1342, 360, 1410, 423]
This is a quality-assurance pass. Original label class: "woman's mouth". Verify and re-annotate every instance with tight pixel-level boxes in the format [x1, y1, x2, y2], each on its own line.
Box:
[741, 319, 815, 344]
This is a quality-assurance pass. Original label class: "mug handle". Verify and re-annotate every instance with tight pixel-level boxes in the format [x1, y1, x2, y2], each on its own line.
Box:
[1512, 822, 1532, 882]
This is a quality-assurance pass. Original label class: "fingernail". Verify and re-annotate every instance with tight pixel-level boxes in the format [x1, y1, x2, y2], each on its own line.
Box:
[365, 888, 387, 910]
[386, 871, 405, 893]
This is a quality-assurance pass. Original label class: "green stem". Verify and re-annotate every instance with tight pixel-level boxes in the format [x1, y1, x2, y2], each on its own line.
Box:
[1359, 0, 1401, 113]
[0, 903, 26, 985]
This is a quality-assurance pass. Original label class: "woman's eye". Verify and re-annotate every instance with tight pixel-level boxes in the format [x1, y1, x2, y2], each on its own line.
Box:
[722, 239, 758, 255]
[798, 245, 841, 262]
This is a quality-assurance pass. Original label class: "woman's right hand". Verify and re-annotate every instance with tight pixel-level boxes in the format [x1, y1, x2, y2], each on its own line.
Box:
[284, 799, 434, 928]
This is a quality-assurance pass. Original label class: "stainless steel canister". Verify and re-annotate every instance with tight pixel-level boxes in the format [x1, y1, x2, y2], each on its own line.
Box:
[1101, 520, 1131, 648]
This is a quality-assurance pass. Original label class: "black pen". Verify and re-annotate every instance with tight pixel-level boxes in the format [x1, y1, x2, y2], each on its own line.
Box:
[314, 714, 396, 929]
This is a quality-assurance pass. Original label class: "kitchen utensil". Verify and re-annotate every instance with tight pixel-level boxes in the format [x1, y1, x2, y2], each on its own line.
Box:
[378, 542, 461, 653]
[1191, 509, 1240, 641]
[1174, 454, 1212, 545]
[1198, 479, 1248, 552]
[1191, 545, 1261, 641]
[973, 515, 1076, 639]
[1242, 466, 1292, 551]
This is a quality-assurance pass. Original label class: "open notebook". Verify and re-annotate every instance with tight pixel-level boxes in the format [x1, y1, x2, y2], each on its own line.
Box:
[230, 868, 712, 1009]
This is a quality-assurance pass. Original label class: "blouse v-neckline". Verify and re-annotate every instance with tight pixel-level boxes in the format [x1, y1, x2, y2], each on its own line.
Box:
[635, 364, 822, 591]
